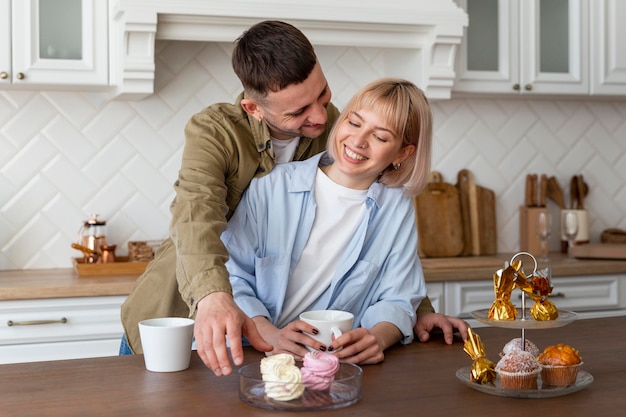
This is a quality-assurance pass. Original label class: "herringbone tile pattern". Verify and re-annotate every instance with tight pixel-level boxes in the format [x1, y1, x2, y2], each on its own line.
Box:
[1, 41, 625, 269]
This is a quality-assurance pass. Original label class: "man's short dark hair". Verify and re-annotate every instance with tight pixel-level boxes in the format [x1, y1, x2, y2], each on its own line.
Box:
[232, 20, 318, 98]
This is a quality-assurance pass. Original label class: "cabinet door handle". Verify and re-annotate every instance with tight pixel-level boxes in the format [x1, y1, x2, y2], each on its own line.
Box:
[7, 317, 68, 326]
[525, 84, 533, 91]
[16, 72, 25, 80]
[0, 71, 8, 79]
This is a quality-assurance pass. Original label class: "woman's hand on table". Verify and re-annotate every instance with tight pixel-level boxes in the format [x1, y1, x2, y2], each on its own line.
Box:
[413, 312, 469, 344]
[332, 323, 401, 365]
[194, 292, 272, 376]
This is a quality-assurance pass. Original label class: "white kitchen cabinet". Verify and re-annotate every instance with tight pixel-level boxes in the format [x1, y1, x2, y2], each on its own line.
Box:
[0, 0, 108, 88]
[454, 0, 589, 95]
[437, 274, 626, 327]
[591, 0, 626, 95]
[425, 282, 444, 314]
[0, 295, 126, 364]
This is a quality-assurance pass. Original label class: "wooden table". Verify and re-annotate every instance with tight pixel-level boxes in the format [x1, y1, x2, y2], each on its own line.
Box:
[1, 316, 625, 417]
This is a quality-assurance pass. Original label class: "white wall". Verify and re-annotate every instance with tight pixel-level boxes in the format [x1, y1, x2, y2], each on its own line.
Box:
[1, 41, 625, 270]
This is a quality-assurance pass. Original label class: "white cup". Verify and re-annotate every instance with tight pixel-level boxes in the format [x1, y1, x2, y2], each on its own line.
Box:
[299, 310, 354, 348]
[138, 317, 194, 372]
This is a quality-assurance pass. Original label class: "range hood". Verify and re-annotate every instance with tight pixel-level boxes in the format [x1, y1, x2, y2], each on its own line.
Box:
[110, 0, 468, 100]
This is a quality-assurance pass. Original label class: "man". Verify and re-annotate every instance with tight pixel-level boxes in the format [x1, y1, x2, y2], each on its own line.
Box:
[121, 20, 468, 377]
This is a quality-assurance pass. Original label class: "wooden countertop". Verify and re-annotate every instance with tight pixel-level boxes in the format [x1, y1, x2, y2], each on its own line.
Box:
[0, 268, 138, 301]
[422, 252, 626, 282]
[1, 252, 626, 301]
[2, 316, 625, 416]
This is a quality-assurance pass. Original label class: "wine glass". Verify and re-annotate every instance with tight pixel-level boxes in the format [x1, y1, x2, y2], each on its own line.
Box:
[562, 211, 579, 260]
[535, 211, 552, 263]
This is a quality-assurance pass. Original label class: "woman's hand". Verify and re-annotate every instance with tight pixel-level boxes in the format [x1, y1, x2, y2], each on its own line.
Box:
[331, 322, 401, 365]
[413, 312, 469, 344]
[253, 317, 322, 360]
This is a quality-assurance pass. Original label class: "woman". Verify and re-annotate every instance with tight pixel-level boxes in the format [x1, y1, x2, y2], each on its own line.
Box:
[222, 78, 433, 365]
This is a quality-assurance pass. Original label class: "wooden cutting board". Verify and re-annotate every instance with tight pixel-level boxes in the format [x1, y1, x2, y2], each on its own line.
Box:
[456, 169, 497, 256]
[571, 243, 626, 259]
[413, 172, 464, 257]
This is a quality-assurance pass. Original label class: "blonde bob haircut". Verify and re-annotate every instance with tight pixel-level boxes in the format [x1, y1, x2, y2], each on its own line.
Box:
[326, 78, 433, 196]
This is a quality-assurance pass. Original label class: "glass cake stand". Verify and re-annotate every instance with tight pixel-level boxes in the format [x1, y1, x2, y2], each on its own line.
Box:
[458, 252, 592, 398]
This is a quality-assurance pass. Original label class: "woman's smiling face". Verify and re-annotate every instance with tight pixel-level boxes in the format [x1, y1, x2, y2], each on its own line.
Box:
[326, 109, 414, 190]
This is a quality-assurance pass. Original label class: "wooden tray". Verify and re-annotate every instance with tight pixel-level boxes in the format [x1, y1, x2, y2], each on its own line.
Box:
[571, 243, 626, 260]
[73, 257, 149, 276]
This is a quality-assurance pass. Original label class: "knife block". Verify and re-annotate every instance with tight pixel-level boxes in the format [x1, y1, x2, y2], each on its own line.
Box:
[519, 206, 547, 256]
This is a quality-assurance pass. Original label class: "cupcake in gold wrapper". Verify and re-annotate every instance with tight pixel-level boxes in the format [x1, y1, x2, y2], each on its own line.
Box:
[463, 328, 496, 384]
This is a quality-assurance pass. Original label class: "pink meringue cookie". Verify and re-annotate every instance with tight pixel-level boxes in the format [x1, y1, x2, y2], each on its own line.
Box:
[301, 351, 340, 391]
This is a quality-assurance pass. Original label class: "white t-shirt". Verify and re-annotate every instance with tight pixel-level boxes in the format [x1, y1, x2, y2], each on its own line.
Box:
[272, 136, 300, 163]
[277, 167, 368, 327]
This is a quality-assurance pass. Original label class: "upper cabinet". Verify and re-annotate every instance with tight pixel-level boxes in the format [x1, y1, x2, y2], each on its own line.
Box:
[591, 0, 626, 95]
[0, 0, 108, 88]
[453, 0, 589, 95]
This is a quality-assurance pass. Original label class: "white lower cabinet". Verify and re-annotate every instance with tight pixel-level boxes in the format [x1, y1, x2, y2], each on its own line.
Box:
[0, 295, 126, 364]
[425, 282, 444, 314]
[430, 274, 626, 327]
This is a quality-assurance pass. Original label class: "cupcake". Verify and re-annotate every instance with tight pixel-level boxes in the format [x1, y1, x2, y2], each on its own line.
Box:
[495, 350, 541, 389]
[301, 351, 340, 391]
[537, 343, 583, 387]
[500, 337, 540, 357]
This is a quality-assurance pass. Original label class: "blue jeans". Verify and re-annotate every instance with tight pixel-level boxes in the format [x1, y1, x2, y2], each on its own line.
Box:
[119, 333, 133, 355]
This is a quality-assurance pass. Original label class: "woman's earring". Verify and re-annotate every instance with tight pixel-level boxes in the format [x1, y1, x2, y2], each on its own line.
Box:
[393, 163, 401, 171]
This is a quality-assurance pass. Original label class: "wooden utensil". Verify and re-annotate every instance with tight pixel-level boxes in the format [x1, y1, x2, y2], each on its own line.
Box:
[530, 174, 538, 207]
[539, 174, 548, 207]
[546, 176, 566, 209]
[413, 172, 464, 257]
[570, 175, 579, 209]
[577, 175, 587, 209]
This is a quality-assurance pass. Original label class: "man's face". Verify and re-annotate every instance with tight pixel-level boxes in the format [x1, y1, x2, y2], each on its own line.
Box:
[250, 63, 332, 140]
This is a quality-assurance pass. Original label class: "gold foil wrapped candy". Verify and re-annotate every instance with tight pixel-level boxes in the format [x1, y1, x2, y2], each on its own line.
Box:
[520, 268, 559, 321]
[487, 260, 522, 321]
[463, 328, 496, 384]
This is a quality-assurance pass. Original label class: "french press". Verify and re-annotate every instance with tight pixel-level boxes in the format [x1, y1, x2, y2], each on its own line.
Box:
[77, 214, 108, 259]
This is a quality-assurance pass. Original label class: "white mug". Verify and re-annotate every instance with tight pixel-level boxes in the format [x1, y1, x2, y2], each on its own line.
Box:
[299, 310, 354, 349]
[138, 317, 194, 372]
[560, 209, 589, 243]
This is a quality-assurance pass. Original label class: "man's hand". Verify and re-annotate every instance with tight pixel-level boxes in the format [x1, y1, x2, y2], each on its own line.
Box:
[194, 292, 272, 376]
[413, 313, 469, 344]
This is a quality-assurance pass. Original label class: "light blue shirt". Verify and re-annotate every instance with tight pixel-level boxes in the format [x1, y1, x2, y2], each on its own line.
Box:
[222, 153, 426, 344]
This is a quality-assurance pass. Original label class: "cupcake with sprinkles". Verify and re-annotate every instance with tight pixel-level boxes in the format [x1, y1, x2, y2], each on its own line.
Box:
[495, 350, 541, 389]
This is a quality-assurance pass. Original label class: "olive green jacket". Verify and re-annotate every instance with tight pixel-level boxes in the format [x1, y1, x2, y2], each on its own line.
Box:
[120, 93, 433, 353]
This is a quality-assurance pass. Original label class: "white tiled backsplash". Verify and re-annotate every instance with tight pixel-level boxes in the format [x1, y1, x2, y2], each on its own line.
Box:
[1, 41, 625, 270]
